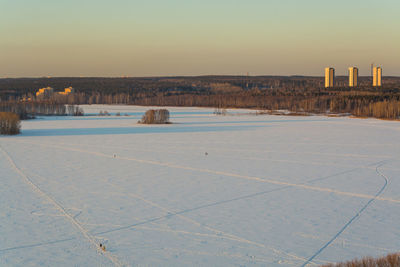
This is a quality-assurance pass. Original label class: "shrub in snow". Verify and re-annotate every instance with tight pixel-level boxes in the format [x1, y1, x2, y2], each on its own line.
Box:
[0, 112, 21, 135]
[321, 252, 400, 267]
[99, 110, 110, 116]
[67, 105, 84, 116]
[139, 109, 170, 124]
[214, 108, 227, 115]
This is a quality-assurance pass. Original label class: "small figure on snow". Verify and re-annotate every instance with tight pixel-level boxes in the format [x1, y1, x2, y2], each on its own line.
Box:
[100, 243, 106, 251]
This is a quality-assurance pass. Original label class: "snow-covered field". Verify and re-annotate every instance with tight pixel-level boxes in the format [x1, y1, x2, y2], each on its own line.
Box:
[1, 105, 399, 267]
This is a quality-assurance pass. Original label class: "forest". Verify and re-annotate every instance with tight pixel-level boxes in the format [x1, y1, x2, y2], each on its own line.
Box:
[0, 76, 399, 120]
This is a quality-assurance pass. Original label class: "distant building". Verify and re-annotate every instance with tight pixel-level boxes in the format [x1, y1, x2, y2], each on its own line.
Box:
[373, 67, 382, 87]
[36, 86, 74, 98]
[348, 67, 358, 87]
[36, 87, 54, 98]
[20, 97, 32, 102]
[325, 67, 335, 88]
[58, 87, 74, 95]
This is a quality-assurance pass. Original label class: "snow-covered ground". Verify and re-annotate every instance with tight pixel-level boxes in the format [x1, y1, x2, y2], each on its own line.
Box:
[1, 105, 399, 267]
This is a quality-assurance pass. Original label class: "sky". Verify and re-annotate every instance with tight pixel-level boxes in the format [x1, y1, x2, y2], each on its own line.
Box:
[0, 0, 399, 77]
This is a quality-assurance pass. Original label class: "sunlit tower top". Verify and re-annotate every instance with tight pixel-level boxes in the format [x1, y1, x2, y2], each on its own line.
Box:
[373, 67, 382, 87]
[348, 67, 358, 87]
[325, 67, 335, 88]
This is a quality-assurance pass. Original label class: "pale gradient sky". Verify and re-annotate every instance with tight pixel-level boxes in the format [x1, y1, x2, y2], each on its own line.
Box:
[0, 0, 399, 77]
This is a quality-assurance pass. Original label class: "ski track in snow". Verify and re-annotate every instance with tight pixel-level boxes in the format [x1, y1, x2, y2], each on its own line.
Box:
[0, 144, 125, 267]
[20, 155, 384, 265]
[0, 237, 76, 253]
[14, 139, 398, 171]
[9, 157, 380, 265]
[301, 163, 390, 267]
[4, 138, 392, 266]
[11, 139, 400, 205]
[1, 145, 316, 265]
[294, 232, 393, 253]
[1, 140, 334, 265]
[104, 183, 316, 265]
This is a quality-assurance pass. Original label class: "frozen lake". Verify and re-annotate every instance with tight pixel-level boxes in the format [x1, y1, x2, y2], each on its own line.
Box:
[1, 105, 399, 266]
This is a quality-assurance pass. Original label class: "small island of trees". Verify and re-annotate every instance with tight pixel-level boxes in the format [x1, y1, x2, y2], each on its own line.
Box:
[139, 109, 170, 124]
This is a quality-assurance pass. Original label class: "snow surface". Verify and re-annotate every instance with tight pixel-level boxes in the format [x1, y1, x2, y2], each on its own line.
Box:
[1, 105, 399, 267]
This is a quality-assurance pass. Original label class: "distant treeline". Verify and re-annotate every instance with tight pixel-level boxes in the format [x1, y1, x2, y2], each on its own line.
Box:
[1, 76, 400, 120]
[129, 92, 400, 120]
[0, 101, 66, 119]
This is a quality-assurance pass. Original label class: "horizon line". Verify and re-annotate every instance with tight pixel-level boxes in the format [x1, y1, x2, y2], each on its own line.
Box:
[2, 74, 400, 79]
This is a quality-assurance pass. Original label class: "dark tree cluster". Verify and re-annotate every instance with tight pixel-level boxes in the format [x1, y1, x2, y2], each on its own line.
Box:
[139, 109, 170, 124]
[67, 105, 84, 116]
[0, 112, 20, 135]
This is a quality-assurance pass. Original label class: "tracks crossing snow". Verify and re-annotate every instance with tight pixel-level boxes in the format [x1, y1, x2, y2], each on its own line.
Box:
[104, 183, 316, 265]
[12, 139, 400, 204]
[300, 162, 390, 267]
[3, 138, 397, 266]
[0, 143, 125, 267]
